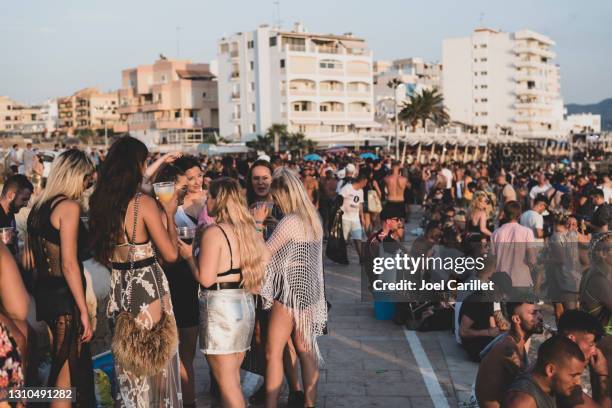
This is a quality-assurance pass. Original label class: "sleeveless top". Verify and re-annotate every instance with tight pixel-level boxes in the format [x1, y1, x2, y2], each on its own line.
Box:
[27, 195, 89, 322]
[200, 224, 243, 289]
[506, 375, 556, 408]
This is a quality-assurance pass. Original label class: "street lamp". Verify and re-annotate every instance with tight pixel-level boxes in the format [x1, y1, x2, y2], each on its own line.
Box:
[95, 104, 113, 148]
[387, 78, 403, 159]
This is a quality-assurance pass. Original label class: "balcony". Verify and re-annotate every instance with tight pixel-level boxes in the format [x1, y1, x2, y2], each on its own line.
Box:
[320, 111, 345, 118]
[142, 102, 163, 112]
[319, 89, 344, 97]
[157, 117, 201, 129]
[118, 105, 139, 114]
[515, 88, 549, 97]
[316, 46, 341, 55]
[231, 112, 241, 120]
[513, 115, 554, 123]
[515, 71, 542, 82]
[348, 110, 371, 118]
[514, 101, 552, 110]
[514, 46, 556, 59]
[289, 88, 317, 96]
[514, 60, 547, 70]
[347, 90, 370, 98]
[230, 50, 239, 58]
[230, 72, 240, 80]
[231, 92, 241, 100]
[291, 110, 317, 118]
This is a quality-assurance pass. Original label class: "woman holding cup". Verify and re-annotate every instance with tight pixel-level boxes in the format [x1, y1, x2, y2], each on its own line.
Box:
[155, 163, 200, 407]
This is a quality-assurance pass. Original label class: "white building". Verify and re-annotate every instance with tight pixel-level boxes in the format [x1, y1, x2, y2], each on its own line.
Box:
[564, 113, 601, 134]
[442, 28, 564, 138]
[217, 23, 377, 144]
[373, 57, 442, 102]
[40, 98, 58, 137]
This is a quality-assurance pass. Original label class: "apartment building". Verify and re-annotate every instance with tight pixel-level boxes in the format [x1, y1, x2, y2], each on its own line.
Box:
[0, 96, 54, 136]
[374, 57, 442, 102]
[217, 23, 376, 144]
[57, 88, 119, 135]
[564, 113, 601, 134]
[443, 28, 564, 138]
[0, 96, 22, 133]
[115, 58, 219, 144]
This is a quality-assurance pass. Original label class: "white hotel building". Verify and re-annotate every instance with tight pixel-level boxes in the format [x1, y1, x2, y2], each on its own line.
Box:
[217, 23, 376, 144]
[443, 28, 565, 139]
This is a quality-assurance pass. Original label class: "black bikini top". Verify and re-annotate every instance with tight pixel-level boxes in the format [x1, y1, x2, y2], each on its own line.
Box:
[215, 225, 242, 279]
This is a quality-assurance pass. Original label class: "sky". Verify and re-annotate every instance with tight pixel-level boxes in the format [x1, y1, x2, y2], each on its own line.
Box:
[1, 0, 611, 105]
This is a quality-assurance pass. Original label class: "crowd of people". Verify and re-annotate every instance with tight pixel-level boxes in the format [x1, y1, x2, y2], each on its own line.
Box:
[0, 136, 611, 407]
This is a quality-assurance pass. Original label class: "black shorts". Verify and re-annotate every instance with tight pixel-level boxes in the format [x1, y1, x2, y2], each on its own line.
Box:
[385, 201, 406, 219]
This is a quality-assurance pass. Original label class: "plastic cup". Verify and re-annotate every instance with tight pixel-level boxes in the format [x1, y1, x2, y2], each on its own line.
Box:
[153, 182, 175, 203]
[0, 227, 14, 245]
[177, 226, 197, 244]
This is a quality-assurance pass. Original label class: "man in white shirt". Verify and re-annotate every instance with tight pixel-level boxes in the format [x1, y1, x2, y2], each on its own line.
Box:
[336, 163, 356, 194]
[23, 143, 36, 177]
[340, 172, 368, 261]
[440, 165, 454, 201]
[529, 172, 552, 207]
[519, 195, 548, 242]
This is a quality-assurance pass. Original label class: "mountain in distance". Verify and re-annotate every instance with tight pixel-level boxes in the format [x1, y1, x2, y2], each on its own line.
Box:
[565, 98, 612, 131]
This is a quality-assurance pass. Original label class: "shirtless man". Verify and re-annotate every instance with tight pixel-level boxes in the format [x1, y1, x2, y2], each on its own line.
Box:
[384, 161, 409, 220]
[475, 302, 544, 408]
[302, 164, 319, 208]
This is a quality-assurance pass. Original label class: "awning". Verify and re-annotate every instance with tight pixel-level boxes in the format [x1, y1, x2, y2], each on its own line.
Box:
[176, 69, 215, 80]
[340, 40, 367, 49]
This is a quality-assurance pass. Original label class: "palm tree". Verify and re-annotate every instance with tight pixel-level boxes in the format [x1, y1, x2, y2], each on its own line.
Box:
[399, 89, 449, 131]
[246, 133, 273, 151]
[266, 123, 288, 153]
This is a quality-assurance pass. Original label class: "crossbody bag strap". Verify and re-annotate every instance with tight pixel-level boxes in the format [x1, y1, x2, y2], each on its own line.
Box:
[126, 193, 141, 314]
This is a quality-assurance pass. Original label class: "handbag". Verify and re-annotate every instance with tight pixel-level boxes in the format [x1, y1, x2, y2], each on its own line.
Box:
[111, 193, 178, 377]
[367, 189, 382, 213]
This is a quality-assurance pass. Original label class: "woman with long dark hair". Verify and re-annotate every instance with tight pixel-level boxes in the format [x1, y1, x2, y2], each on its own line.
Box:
[89, 136, 182, 407]
[27, 149, 96, 406]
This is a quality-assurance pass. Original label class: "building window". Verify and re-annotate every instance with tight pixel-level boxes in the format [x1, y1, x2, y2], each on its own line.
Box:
[481, 98, 488, 102]
[474, 99, 479, 103]
[280, 59, 285, 68]
[202, 92, 207, 98]
[319, 105, 328, 112]
[480, 44, 487, 48]
[319, 60, 342, 69]
[269, 36, 277, 47]
[174, 111, 180, 118]
[481, 85, 488, 89]
[251, 124, 256, 132]
[480, 58, 487, 62]
[247, 40, 254, 49]
[250, 82, 255, 91]
[250, 61, 254, 70]
[251, 103, 256, 112]
[480, 71, 487, 75]
[474, 72, 478, 76]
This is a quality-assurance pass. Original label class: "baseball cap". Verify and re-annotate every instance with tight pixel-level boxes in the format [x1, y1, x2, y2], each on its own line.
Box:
[345, 163, 356, 173]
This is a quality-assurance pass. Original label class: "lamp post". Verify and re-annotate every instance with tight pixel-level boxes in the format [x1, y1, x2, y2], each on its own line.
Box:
[387, 78, 403, 159]
[95, 104, 112, 148]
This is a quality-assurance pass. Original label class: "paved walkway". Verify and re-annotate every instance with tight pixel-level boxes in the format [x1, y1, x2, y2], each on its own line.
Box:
[193, 206, 482, 407]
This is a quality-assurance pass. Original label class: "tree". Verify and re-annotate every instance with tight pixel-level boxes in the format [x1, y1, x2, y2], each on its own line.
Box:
[399, 89, 449, 131]
[246, 124, 316, 154]
[76, 128, 95, 145]
[246, 133, 273, 151]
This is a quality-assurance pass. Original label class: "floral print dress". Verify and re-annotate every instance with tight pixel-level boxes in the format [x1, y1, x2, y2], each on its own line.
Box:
[0, 321, 23, 401]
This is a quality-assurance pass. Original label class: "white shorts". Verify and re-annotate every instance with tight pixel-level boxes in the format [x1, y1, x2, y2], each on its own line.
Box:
[342, 218, 364, 241]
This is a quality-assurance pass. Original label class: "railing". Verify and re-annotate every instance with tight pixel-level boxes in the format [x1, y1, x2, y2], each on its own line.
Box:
[231, 92, 240, 99]
[230, 72, 240, 79]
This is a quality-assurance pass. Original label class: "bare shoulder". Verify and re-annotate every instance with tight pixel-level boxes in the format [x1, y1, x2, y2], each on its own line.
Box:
[503, 391, 536, 408]
[54, 199, 81, 217]
[202, 224, 224, 241]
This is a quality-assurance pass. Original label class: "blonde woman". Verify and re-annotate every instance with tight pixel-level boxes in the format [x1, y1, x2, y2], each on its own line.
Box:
[255, 168, 328, 408]
[26, 149, 96, 407]
[181, 177, 267, 408]
[467, 191, 493, 241]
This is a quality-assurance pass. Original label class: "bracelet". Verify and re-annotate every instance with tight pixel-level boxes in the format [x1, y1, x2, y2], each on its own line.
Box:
[255, 226, 264, 233]
[255, 220, 264, 225]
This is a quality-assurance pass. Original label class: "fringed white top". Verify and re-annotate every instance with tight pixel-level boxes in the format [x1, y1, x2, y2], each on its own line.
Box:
[260, 214, 328, 363]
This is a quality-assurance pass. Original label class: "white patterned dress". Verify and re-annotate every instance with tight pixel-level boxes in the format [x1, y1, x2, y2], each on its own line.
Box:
[107, 239, 182, 408]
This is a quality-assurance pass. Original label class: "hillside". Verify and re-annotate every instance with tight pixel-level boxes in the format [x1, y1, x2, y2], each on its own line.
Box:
[566, 98, 612, 131]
